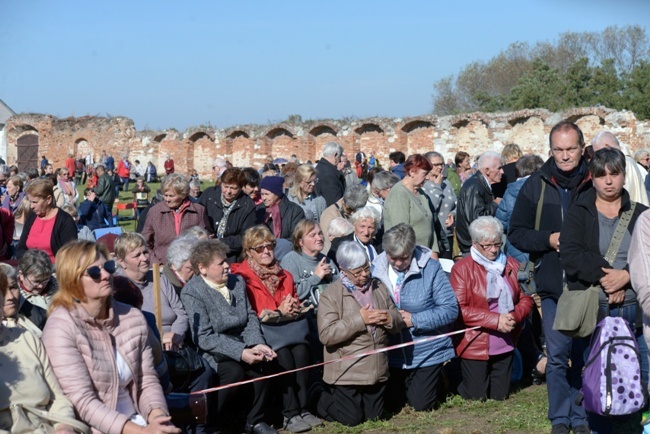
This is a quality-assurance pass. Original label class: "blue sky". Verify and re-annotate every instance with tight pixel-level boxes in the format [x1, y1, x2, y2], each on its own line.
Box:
[2, 0, 649, 131]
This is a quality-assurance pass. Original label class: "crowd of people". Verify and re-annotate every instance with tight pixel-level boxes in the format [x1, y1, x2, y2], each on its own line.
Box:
[3, 124, 650, 434]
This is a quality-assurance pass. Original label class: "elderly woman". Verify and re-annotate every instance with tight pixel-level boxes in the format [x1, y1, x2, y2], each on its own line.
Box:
[327, 217, 353, 242]
[163, 234, 201, 295]
[199, 167, 257, 262]
[317, 241, 404, 426]
[0, 271, 87, 434]
[320, 184, 369, 254]
[258, 175, 306, 241]
[287, 164, 328, 222]
[114, 232, 188, 352]
[328, 206, 381, 267]
[366, 170, 400, 221]
[231, 225, 322, 433]
[181, 239, 278, 434]
[562, 148, 648, 433]
[281, 220, 340, 303]
[450, 216, 533, 401]
[372, 223, 458, 412]
[141, 173, 210, 264]
[17, 248, 57, 310]
[383, 154, 440, 259]
[1, 174, 24, 214]
[42, 241, 179, 434]
[1, 262, 46, 336]
[16, 178, 77, 262]
[422, 151, 457, 259]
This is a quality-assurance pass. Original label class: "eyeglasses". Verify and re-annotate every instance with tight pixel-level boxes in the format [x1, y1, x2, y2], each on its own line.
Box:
[85, 260, 117, 280]
[432, 163, 445, 167]
[305, 178, 319, 185]
[22, 274, 51, 289]
[476, 241, 503, 251]
[345, 264, 371, 278]
[250, 242, 276, 254]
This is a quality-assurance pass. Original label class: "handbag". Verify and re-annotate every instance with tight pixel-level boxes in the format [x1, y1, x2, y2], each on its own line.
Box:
[164, 346, 205, 391]
[553, 202, 636, 338]
[166, 393, 208, 426]
[7, 403, 90, 434]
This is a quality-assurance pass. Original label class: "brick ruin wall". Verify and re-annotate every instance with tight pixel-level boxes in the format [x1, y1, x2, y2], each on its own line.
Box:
[4, 107, 650, 181]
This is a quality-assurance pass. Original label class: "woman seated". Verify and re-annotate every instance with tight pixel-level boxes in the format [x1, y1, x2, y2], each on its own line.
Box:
[181, 239, 278, 434]
[17, 249, 57, 310]
[0, 270, 88, 434]
[114, 232, 188, 352]
[231, 225, 322, 433]
[163, 234, 202, 296]
[317, 241, 404, 426]
[42, 240, 179, 434]
[328, 206, 382, 267]
[61, 204, 94, 241]
[450, 216, 533, 401]
[0, 262, 46, 336]
[287, 165, 327, 222]
[258, 176, 305, 242]
[372, 223, 458, 412]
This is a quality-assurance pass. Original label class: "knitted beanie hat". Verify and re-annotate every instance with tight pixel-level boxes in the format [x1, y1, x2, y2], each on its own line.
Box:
[260, 176, 285, 197]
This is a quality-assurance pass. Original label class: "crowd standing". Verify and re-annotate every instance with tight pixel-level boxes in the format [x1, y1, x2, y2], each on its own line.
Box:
[3, 127, 650, 434]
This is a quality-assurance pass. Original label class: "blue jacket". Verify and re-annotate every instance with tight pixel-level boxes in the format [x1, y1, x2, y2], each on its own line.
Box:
[78, 198, 112, 230]
[390, 164, 405, 180]
[372, 246, 458, 369]
[496, 177, 528, 264]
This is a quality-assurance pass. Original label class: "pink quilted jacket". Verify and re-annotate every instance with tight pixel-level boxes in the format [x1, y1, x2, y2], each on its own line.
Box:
[42, 301, 168, 434]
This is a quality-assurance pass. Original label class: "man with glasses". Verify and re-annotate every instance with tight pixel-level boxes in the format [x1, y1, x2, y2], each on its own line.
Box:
[456, 151, 504, 255]
[509, 121, 592, 434]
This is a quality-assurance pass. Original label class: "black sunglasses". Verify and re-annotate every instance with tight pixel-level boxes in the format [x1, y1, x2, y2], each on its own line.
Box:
[250, 242, 276, 254]
[86, 260, 117, 280]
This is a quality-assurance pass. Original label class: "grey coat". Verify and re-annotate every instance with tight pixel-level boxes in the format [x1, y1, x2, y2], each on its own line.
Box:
[180, 273, 265, 372]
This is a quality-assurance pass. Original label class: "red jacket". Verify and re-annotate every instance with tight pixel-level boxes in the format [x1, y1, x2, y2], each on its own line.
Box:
[164, 159, 174, 174]
[116, 159, 130, 178]
[65, 157, 76, 179]
[449, 255, 533, 361]
[230, 259, 296, 314]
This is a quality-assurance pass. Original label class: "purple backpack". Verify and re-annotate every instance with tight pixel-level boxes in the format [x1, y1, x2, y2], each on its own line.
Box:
[582, 316, 645, 415]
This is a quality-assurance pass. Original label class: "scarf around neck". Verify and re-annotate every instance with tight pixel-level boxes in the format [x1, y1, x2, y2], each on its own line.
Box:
[247, 257, 282, 296]
[549, 158, 588, 191]
[217, 194, 237, 238]
[470, 246, 514, 314]
[265, 202, 282, 239]
[341, 274, 373, 309]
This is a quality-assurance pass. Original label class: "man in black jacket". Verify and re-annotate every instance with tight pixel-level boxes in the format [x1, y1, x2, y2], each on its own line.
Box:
[315, 142, 346, 207]
[455, 151, 503, 254]
[508, 121, 592, 434]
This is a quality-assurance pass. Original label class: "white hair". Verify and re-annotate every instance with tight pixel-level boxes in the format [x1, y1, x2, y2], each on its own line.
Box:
[350, 206, 380, 227]
[591, 131, 620, 152]
[336, 241, 368, 271]
[469, 216, 503, 243]
[328, 217, 354, 238]
[322, 142, 343, 158]
[477, 151, 502, 171]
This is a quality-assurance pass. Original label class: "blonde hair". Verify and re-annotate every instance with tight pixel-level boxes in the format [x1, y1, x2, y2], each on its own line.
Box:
[50, 241, 109, 312]
[291, 220, 319, 252]
[161, 173, 190, 197]
[113, 232, 146, 261]
[14, 197, 32, 221]
[242, 225, 276, 258]
[501, 144, 523, 163]
[290, 164, 316, 203]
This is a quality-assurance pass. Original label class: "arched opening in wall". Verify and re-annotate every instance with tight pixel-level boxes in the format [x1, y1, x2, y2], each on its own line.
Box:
[452, 119, 470, 129]
[188, 132, 210, 142]
[509, 117, 545, 154]
[402, 121, 435, 155]
[354, 124, 384, 135]
[266, 128, 294, 140]
[17, 132, 39, 172]
[309, 125, 337, 137]
[75, 138, 91, 159]
[354, 124, 385, 157]
[226, 130, 250, 139]
[153, 134, 167, 143]
[401, 120, 434, 134]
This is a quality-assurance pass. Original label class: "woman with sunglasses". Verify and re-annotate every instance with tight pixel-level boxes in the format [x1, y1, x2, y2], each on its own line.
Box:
[16, 178, 77, 262]
[42, 240, 180, 434]
[231, 225, 321, 433]
[287, 165, 327, 222]
[17, 249, 56, 310]
[316, 241, 404, 427]
[450, 216, 533, 401]
[181, 239, 278, 434]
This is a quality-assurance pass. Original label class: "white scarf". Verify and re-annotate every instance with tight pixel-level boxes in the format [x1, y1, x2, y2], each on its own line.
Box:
[470, 246, 514, 314]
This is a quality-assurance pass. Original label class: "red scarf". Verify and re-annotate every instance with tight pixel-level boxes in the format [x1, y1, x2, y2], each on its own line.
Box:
[172, 199, 191, 235]
[264, 202, 282, 239]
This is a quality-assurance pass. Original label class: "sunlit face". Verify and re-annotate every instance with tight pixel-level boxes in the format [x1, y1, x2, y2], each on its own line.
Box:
[593, 167, 625, 202]
[460, 157, 471, 171]
[473, 238, 503, 261]
[428, 157, 445, 178]
[221, 183, 241, 203]
[261, 189, 281, 208]
[44, 165, 53, 175]
[354, 218, 376, 245]
[18, 271, 51, 295]
[301, 174, 317, 195]
[484, 160, 504, 185]
[172, 259, 195, 282]
[199, 255, 230, 284]
[27, 194, 52, 217]
[242, 184, 260, 200]
[3, 277, 20, 318]
[409, 167, 430, 188]
[551, 129, 583, 173]
[300, 225, 324, 255]
[163, 188, 185, 209]
[343, 262, 371, 287]
[387, 251, 413, 273]
[247, 240, 276, 267]
[118, 245, 150, 278]
[58, 170, 69, 181]
[82, 255, 114, 302]
[6, 181, 20, 197]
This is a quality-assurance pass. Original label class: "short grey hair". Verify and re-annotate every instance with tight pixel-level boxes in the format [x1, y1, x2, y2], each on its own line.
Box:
[328, 217, 354, 238]
[635, 148, 650, 163]
[477, 151, 502, 170]
[336, 241, 369, 271]
[18, 249, 54, 279]
[371, 171, 400, 191]
[469, 216, 503, 244]
[322, 142, 343, 158]
[181, 226, 210, 240]
[424, 151, 444, 162]
[167, 236, 199, 269]
[350, 206, 380, 227]
[591, 131, 620, 151]
[0, 165, 10, 177]
[189, 180, 201, 190]
[382, 223, 416, 258]
[161, 173, 190, 197]
[343, 184, 369, 211]
[0, 263, 17, 281]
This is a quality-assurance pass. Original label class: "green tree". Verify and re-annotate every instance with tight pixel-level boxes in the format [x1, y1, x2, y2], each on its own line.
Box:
[623, 61, 650, 119]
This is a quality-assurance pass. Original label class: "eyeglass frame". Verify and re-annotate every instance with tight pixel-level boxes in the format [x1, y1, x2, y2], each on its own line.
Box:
[85, 260, 117, 280]
[344, 263, 371, 278]
[304, 177, 319, 185]
[21, 273, 52, 290]
[250, 242, 276, 254]
[475, 241, 503, 251]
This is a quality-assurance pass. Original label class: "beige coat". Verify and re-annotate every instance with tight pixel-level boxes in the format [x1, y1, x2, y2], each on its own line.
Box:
[320, 198, 345, 254]
[42, 301, 167, 434]
[318, 278, 404, 386]
[628, 209, 650, 352]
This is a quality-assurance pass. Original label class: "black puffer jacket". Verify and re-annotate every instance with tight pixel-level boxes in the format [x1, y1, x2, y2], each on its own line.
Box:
[456, 173, 498, 253]
[200, 186, 257, 261]
[256, 195, 306, 240]
[508, 157, 592, 301]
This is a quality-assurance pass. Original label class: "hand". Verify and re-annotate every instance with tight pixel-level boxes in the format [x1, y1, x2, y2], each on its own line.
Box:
[549, 232, 560, 252]
[600, 268, 630, 293]
[608, 289, 626, 305]
[445, 214, 455, 228]
[241, 348, 266, 364]
[359, 304, 390, 326]
[162, 332, 184, 351]
[431, 171, 444, 184]
[278, 294, 300, 316]
[430, 251, 439, 260]
[142, 415, 182, 434]
[493, 197, 502, 205]
[497, 313, 516, 333]
[399, 310, 413, 327]
[313, 257, 333, 279]
[251, 344, 276, 361]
